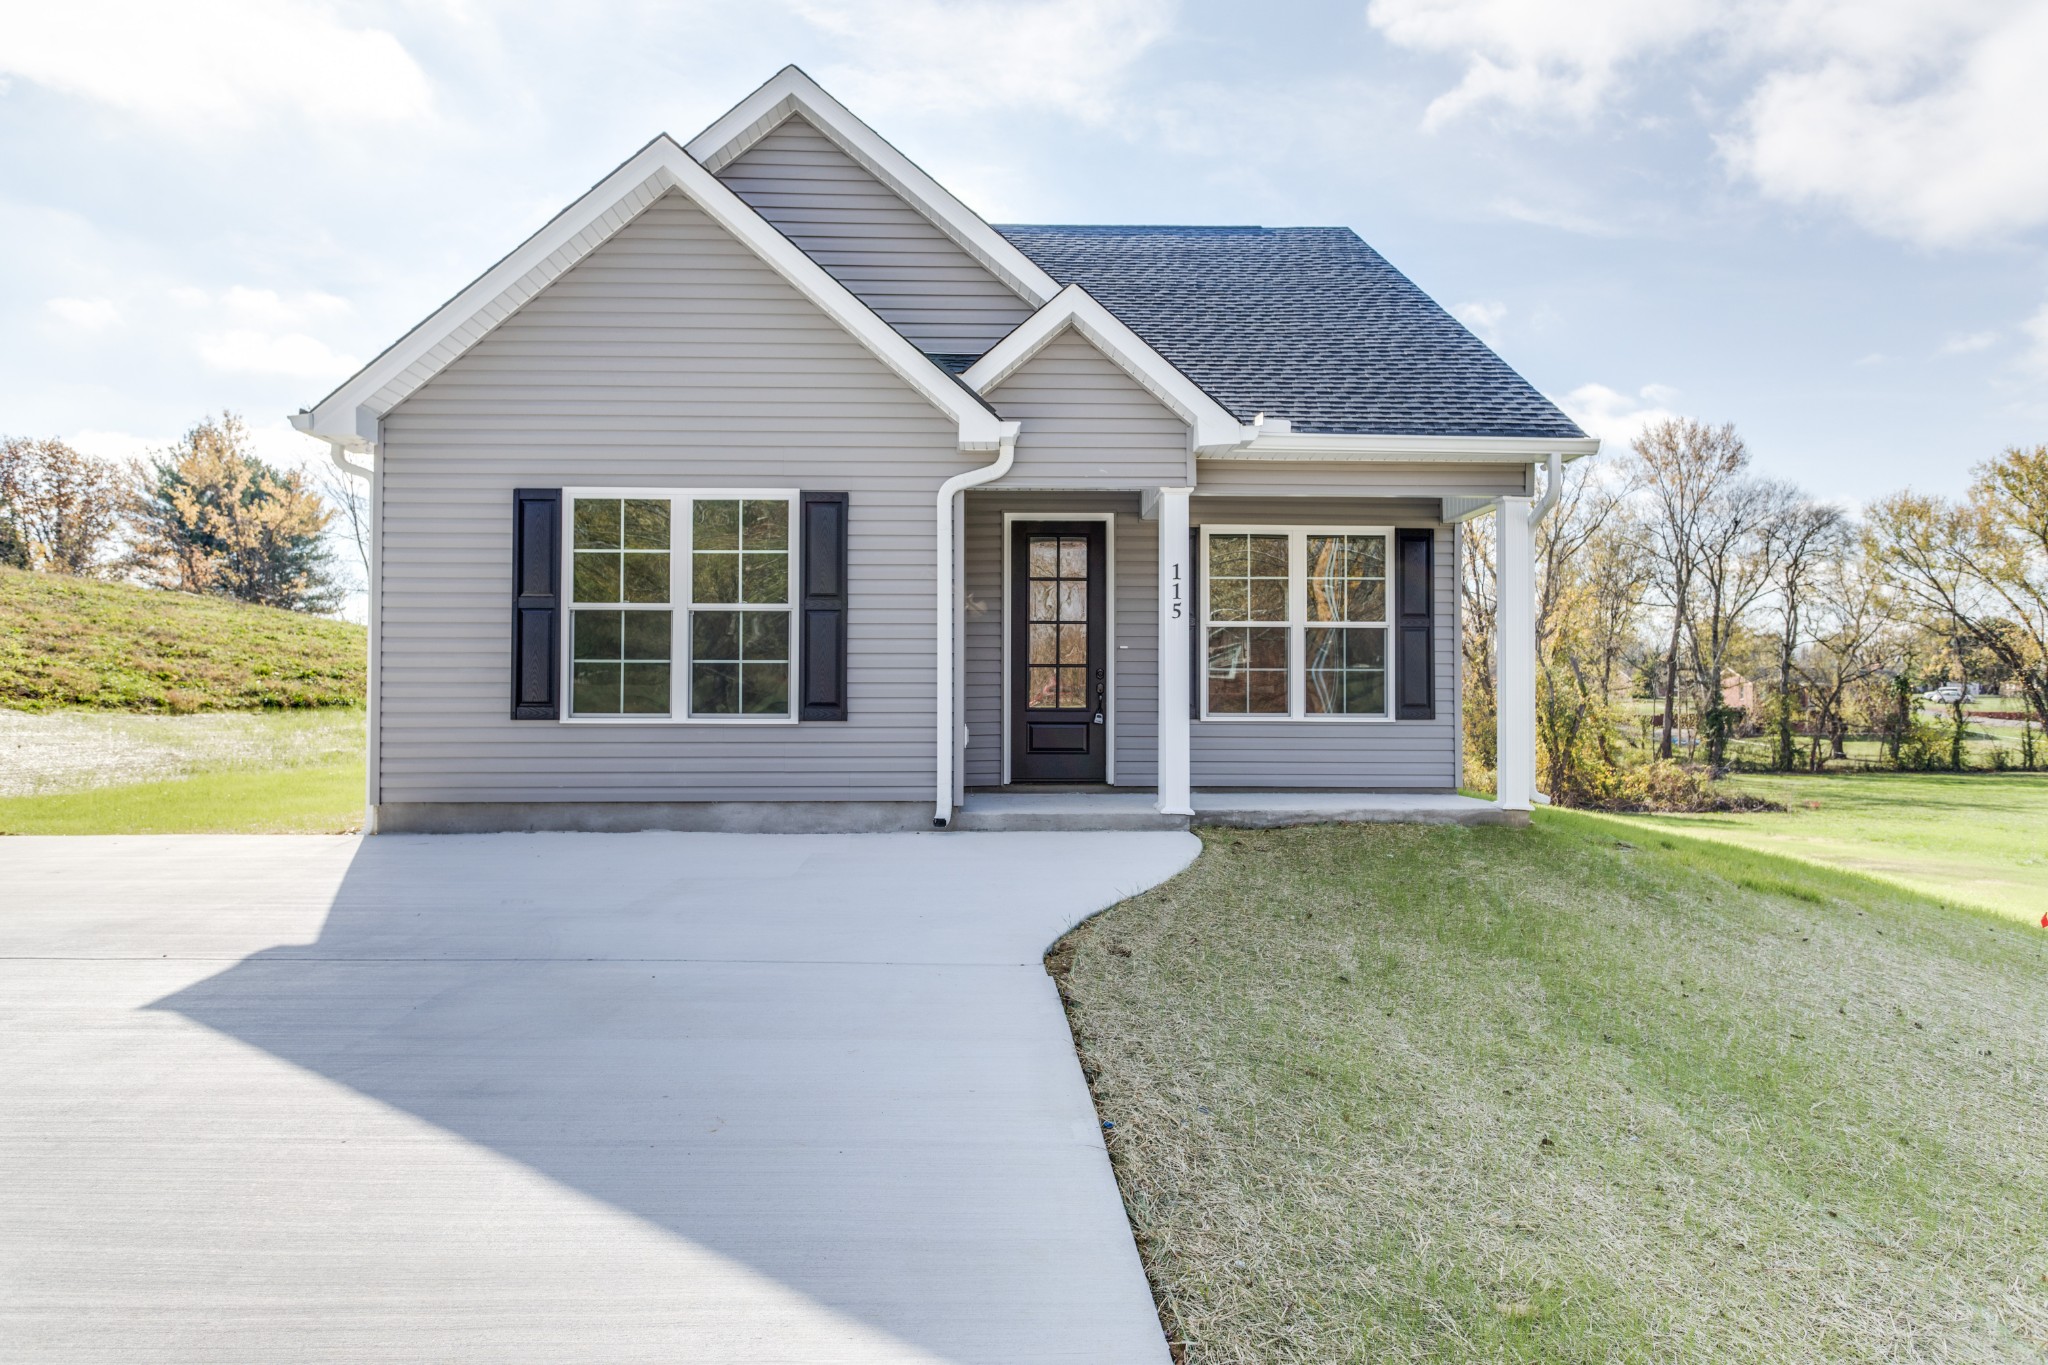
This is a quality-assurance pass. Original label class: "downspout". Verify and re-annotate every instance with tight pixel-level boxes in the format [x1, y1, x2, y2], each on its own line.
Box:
[934, 425, 1020, 828]
[1525, 450, 1562, 806]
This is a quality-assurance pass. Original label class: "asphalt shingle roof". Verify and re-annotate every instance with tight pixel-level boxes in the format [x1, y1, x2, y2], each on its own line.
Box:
[993, 225, 1585, 440]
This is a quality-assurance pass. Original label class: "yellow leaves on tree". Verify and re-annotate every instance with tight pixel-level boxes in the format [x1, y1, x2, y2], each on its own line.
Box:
[126, 413, 340, 613]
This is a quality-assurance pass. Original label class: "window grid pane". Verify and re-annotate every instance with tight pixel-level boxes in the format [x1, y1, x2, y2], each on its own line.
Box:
[570, 608, 672, 716]
[1306, 625, 1388, 716]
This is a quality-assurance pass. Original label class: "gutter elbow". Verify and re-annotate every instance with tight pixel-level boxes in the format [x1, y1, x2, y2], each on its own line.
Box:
[1528, 451, 1562, 525]
[327, 440, 374, 481]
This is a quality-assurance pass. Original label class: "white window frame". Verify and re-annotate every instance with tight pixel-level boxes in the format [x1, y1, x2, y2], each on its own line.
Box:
[560, 487, 801, 726]
[1197, 524, 1396, 723]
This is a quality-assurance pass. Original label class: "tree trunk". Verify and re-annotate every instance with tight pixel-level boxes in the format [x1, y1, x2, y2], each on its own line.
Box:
[1658, 615, 1683, 760]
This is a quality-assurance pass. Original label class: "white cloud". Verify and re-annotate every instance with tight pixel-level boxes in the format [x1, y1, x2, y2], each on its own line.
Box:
[0, 0, 432, 129]
[1366, 0, 1715, 127]
[45, 296, 120, 331]
[1557, 381, 1681, 448]
[1451, 299, 1506, 345]
[1721, 3, 2048, 246]
[2019, 299, 2048, 381]
[1940, 330, 1998, 355]
[1370, 0, 2048, 245]
[790, 0, 1174, 120]
[197, 330, 360, 379]
[71, 420, 333, 476]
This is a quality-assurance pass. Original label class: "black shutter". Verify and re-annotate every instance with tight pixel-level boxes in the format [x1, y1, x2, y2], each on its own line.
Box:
[511, 488, 561, 719]
[1395, 527, 1435, 721]
[800, 491, 850, 721]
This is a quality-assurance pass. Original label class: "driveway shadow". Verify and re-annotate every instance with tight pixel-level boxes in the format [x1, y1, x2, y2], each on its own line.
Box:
[145, 832, 1193, 1364]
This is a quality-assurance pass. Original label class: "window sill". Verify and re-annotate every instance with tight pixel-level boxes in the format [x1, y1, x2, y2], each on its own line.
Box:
[557, 715, 800, 726]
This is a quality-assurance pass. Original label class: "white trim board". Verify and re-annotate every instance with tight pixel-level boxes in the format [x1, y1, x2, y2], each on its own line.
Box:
[1213, 433, 1602, 462]
[1000, 512, 1117, 788]
[290, 135, 1009, 453]
[965, 286, 1244, 457]
[688, 66, 1061, 309]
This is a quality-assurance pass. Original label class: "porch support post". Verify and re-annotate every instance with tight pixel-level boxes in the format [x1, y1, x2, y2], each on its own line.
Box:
[1156, 486, 1194, 816]
[1494, 495, 1536, 813]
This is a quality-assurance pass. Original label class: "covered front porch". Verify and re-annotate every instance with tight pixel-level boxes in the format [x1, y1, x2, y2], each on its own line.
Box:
[945, 475, 1547, 827]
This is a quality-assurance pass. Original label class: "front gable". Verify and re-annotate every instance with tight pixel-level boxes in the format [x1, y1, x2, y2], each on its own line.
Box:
[716, 115, 1034, 360]
[983, 327, 1192, 489]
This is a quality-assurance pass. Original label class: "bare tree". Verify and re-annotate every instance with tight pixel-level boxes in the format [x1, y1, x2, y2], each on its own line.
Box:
[1769, 499, 1849, 769]
[1628, 419, 1750, 758]
[1686, 476, 1800, 767]
[316, 457, 371, 588]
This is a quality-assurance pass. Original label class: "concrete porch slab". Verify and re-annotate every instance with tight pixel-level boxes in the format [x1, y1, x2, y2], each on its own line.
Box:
[1193, 790, 1518, 828]
[956, 789, 1515, 831]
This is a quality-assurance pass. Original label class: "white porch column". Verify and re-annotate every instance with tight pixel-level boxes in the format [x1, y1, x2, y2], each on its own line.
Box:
[1156, 487, 1194, 815]
[1494, 495, 1536, 813]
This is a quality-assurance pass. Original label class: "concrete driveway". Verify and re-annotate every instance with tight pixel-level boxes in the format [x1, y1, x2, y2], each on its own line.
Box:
[0, 831, 1199, 1363]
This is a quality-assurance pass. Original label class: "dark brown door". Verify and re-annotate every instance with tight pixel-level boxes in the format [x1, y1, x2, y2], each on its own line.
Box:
[1011, 523, 1108, 783]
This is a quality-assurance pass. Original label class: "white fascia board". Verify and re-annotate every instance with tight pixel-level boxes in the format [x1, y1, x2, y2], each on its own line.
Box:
[686, 65, 1061, 308]
[1211, 433, 1602, 462]
[296, 134, 1007, 451]
[963, 285, 1246, 453]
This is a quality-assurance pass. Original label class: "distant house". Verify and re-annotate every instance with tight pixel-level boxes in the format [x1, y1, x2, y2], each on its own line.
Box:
[1722, 672, 1759, 712]
[290, 67, 1595, 833]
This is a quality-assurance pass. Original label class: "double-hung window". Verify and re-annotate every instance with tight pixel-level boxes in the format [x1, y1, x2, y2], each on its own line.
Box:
[1201, 526, 1393, 721]
[565, 490, 796, 721]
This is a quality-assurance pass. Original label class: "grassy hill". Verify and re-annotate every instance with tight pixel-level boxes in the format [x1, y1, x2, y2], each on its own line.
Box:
[0, 566, 365, 711]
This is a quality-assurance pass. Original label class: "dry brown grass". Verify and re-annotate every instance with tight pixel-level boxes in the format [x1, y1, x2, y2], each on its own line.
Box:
[1051, 815, 2048, 1363]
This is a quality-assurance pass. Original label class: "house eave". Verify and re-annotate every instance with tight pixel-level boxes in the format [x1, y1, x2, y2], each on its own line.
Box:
[1206, 433, 1602, 462]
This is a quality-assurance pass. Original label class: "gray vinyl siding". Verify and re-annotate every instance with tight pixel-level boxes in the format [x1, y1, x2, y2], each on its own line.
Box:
[1190, 497, 1459, 791]
[961, 491, 1158, 788]
[1194, 460, 1531, 498]
[375, 189, 971, 805]
[716, 116, 1033, 357]
[985, 330, 1195, 489]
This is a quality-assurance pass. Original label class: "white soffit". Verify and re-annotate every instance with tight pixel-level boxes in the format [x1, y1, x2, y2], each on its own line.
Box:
[964, 285, 1246, 453]
[686, 65, 1061, 309]
[292, 135, 1008, 452]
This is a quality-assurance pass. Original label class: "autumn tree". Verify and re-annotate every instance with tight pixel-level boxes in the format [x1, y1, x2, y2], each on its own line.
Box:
[1866, 445, 2048, 731]
[126, 412, 341, 612]
[0, 436, 124, 575]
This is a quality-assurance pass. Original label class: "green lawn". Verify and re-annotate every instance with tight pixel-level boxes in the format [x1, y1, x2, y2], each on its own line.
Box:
[0, 565, 365, 711]
[1054, 816, 2048, 1363]
[1608, 772, 2048, 924]
[0, 757, 365, 834]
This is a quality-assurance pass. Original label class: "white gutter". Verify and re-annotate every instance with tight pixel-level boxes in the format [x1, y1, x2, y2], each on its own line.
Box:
[934, 425, 1020, 827]
[1528, 451, 1562, 525]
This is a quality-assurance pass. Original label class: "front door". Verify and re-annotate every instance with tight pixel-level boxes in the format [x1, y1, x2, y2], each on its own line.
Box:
[1011, 523, 1108, 783]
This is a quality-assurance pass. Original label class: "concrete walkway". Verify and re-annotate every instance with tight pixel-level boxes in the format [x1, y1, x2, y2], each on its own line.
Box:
[0, 832, 1199, 1363]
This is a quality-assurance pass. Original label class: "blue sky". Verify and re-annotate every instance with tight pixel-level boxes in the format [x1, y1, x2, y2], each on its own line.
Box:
[5, 0, 2046, 511]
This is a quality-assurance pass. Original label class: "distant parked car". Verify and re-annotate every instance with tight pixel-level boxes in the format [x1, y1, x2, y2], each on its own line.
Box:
[1920, 683, 1966, 704]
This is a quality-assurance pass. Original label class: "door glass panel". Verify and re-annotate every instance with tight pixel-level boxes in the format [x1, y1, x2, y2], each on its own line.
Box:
[1024, 533, 1091, 713]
